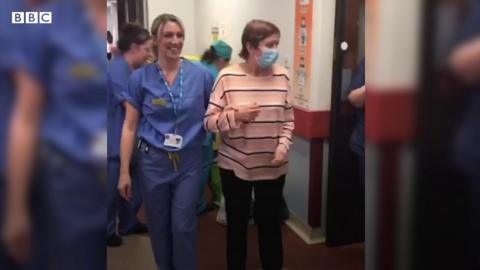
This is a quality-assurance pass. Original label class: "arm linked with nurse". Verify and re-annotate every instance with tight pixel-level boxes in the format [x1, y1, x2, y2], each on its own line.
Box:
[204, 75, 261, 132]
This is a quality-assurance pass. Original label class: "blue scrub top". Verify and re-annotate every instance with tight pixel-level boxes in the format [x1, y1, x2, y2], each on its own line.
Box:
[453, 0, 480, 177]
[124, 59, 214, 151]
[0, 53, 15, 175]
[198, 61, 219, 146]
[23, 0, 107, 164]
[456, 0, 480, 44]
[107, 55, 132, 159]
[348, 58, 365, 155]
[200, 62, 220, 79]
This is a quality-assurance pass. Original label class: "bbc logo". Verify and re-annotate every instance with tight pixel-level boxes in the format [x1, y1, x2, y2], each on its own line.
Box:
[11, 12, 52, 24]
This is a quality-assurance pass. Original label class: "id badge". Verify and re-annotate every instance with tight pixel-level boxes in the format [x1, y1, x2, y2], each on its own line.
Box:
[164, 133, 183, 149]
[91, 129, 107, 159]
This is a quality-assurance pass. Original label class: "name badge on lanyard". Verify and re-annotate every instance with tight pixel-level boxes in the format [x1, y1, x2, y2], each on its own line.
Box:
[164, 133, 183, 148]
[158, 60, 184, 149]
[91, 129, 107, 159]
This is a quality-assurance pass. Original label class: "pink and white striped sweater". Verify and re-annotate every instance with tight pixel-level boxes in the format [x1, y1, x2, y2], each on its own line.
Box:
[204, 64, 295, 181]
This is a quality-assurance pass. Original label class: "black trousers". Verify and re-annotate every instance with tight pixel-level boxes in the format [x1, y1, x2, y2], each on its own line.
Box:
[220, 169, 285, 270]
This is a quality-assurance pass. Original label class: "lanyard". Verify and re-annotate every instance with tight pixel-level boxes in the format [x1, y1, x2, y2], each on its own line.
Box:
[158, 60, 184, 117]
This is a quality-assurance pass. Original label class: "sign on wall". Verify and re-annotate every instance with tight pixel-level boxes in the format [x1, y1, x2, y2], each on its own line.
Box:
[293, 0, 313, 109]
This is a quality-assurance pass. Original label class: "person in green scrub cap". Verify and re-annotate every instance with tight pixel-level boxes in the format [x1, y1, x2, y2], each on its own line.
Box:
[197, 40, 232, 216]
[200, 40, 232, 78]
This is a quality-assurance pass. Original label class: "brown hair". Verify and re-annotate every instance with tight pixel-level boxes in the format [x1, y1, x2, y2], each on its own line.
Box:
[239, 20, 280, 60]
[150, 14, 185, 56]
[117, 23, 150, 53]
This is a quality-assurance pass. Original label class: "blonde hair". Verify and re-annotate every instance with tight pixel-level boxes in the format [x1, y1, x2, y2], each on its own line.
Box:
[150, 14, 185, 56]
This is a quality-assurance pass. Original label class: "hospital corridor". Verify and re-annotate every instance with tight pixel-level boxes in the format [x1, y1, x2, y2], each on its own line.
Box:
[0, 0, 478, 269]
[108, 211, 364, 270]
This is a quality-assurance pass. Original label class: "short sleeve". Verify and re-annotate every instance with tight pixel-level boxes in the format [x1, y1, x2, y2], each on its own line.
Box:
[123, 69, 143, 111]
[107, 69, 129, 107]
[456, 0, 480, 44]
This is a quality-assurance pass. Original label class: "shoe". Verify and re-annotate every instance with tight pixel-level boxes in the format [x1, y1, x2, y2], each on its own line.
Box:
[107, 234, 123, 247]
[216, 208, 227, 226]
[120, 224, 149, 236]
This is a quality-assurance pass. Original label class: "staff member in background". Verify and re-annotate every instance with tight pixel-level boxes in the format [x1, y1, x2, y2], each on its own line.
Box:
[3, 0, 107, 269]
[0, 42, 16, 270]
[347, 58, 365, 184]
[205, 20, 294, 270]
[117, 14, 214, 270]
[196, 40, 232, 215]
[107, 23, 151, 247]
[449, 1, 480, 267]
[0, 0, 41, 268]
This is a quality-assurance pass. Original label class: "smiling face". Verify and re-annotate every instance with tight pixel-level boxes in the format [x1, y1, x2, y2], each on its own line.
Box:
[156, 21, 184, 61]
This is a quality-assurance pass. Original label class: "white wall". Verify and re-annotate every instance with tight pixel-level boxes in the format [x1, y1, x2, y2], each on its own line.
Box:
[309, 0, 336, 111]
[367, 0, 421, 89]
[145, 0, 335, 110]
[285, 136, 311, 222]
[195, 0, 296, 67]
[107, 0, 119, 45]
[145, 0, 338, 231]
[147, 0, 198, 55]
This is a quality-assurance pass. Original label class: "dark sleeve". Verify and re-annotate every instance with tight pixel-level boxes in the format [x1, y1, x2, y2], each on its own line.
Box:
[348, 58, 365, 93]
[456, 0, 480, 44]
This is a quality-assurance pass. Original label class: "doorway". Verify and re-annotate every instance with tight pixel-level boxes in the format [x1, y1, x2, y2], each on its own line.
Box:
[326, 0, 365, 246]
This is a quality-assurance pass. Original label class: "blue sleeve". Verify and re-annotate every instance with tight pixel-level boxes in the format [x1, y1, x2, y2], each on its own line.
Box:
[21, 24, 52, 86]
[348, 58, 365, 93]
[0, 2, 26, 72]
[0, 25, 47, 80]
[124, 70, 143, 111]
[203, 70, 215, 109]
[107, 69, 129, 107]
[16, 0, 58, 85]
[0, 35, 28, 73]
[456, 0, 480, 43]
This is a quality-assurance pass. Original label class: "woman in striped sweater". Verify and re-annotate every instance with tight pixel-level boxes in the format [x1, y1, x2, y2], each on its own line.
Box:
[204, 20, 294, 270]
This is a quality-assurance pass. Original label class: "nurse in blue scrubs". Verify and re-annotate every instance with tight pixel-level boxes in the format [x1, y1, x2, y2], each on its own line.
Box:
[107, 23, 151, 247]
[450, 1, 480, 267]
[0, 1, 49, 268]
[196, 40, 232, 214]
[3, 0, 107, 269]
[0, 1, 28, 267]
[0, 43, 16, 270]
[347, 58, 365, 184]
[118, 13, 214, 270]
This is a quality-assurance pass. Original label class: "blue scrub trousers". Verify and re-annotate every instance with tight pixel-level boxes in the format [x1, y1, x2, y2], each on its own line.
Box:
[107, 156, 143, 236]
[138, 140, 202, 270]
[197, 143, 214, 213]
[0, 174, 18, 270]
[29, 145, 106, 270]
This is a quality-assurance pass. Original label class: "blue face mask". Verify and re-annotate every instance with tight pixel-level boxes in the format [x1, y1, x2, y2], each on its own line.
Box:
[257, 48, 279, 69]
